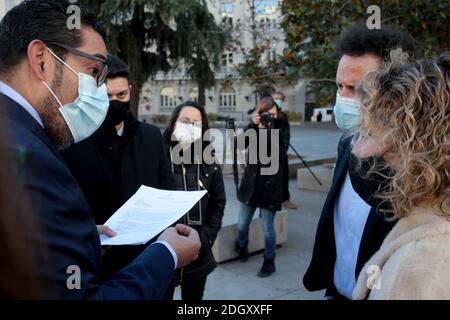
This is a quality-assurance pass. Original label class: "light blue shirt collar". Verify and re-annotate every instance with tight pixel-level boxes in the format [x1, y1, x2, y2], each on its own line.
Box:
[0, 80, 45, 128]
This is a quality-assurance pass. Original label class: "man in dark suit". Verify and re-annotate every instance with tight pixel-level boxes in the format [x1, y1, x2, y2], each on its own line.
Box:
[62, 55, 177, 278]
[303, 24, 417, 299]
[0, 0, 200, 299]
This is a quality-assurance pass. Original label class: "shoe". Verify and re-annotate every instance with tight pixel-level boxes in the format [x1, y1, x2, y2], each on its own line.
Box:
[235, 241, 249, 262]
[257, 257, 276, 277]
[282, 199, 298, 210]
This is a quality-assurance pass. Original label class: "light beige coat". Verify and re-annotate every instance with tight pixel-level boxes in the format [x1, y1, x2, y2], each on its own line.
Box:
[353, 205, 450, 300]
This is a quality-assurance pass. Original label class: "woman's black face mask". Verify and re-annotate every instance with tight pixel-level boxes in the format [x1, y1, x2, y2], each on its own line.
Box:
[348, 153, 395, 212]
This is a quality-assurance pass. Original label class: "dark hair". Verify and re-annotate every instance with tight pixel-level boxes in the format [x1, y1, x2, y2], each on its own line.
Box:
[167, 101, 210, 136]
[272, 91, 285, 100]
[0, 0, 105, 75]
[258, 83, 276, 98]
[106, 54, 131, 82]
[336, 23, 417, 62]
[256, 97, 278, 115]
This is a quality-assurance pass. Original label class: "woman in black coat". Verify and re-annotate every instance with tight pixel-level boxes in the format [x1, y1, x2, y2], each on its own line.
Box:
[162, 101, 226, 301]
[235, 97, 290, 277]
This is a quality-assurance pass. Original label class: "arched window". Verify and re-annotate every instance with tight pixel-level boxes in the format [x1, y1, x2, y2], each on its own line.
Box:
[219, 87, 236, 111]
[160, 87, 176, 108]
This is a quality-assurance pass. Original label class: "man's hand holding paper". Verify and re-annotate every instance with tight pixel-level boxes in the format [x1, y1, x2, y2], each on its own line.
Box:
[99, 186, 206, 246]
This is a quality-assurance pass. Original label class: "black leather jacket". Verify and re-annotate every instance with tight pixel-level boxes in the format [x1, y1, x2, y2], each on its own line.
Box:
[237, 117, 290, 211]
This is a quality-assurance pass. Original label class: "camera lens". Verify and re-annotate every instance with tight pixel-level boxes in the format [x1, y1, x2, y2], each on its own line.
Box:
[260, 112, 274, 128]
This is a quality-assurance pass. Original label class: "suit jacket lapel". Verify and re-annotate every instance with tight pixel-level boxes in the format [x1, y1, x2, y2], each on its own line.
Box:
[327, 138, 352, 206]
[316, 137, 352, 262]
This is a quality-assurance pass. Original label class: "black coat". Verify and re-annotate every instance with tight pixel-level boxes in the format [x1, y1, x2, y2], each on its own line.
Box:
[62, 113, 176, 278]
[62, 113, 176, 224]
[303, 135, 397, 292]
[237, 117, 290, 211]
[163, 132, 226, 283]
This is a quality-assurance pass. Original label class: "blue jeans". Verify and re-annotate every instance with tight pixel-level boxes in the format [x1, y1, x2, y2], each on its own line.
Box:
[237, 202, 276, 259]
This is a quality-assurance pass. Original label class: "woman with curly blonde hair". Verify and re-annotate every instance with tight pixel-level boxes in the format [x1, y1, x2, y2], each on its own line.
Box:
[350, 52, 450, 300]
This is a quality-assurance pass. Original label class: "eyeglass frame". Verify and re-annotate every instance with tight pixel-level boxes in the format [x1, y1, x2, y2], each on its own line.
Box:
[177, 117, 203, 128]
[46, 41, 108, 87]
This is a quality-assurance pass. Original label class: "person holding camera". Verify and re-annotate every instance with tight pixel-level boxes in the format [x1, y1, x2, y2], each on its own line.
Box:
[235, 98, 290, 277]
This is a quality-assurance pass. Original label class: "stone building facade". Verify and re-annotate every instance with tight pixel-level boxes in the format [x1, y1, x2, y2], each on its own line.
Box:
[139, 0, 306, 122]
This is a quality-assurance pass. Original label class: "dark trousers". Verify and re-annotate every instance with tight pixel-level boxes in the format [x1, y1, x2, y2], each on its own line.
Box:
[163, 275, 208, 301]
[282, 155, 290, 202]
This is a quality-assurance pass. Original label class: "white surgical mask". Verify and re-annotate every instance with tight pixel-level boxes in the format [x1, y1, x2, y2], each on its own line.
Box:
[333, 91, 361, 130]
[173, 121, 202, 150]
[42, 48, 109, 143]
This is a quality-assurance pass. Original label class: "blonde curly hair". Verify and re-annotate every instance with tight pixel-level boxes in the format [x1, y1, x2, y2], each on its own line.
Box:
[356, 52, 450, 219]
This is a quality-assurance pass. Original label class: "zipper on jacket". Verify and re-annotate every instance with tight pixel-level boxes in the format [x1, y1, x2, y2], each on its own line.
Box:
[197, 164, 202, 227]
[198, 179, 210, 198]
[180, 164, 188, 284]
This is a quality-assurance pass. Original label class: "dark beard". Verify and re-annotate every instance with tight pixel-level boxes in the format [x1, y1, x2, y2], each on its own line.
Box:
[40, 64, 74, 151]
[41, 95, 74, 151]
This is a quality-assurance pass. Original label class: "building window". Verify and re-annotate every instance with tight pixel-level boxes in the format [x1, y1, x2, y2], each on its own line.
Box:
[189, 87, 199, 102]
[222, 16, 233, 28]
[219, 88, 236, 112]
[267, 46, 277, 62]
[160, 87, 176, 109]
[220, 1, 234, 28]
[222, 51, 234, 67]
[259, 17, 273, 29]
[255, 0, 278, 30]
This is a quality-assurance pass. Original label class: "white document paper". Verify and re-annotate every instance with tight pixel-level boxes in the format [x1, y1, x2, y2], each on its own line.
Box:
[100, 186, 206, 246]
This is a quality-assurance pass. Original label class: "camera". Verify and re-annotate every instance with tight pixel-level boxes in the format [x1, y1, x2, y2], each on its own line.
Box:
[260, 112, 274, 128]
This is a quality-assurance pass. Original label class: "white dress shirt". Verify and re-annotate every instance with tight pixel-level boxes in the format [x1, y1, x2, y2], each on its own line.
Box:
[0, 80, 179, 269]
[0, 80, 44, 127]
[333, 171, 371, 299]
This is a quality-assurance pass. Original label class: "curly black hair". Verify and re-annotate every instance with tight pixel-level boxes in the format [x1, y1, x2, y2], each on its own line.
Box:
[336, 23, 417, 61]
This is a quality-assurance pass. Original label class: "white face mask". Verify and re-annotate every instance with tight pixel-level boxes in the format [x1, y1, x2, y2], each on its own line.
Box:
[333, 91, 361, 130]
[173, 121, 202, 150]
[42, 48, 109, 143]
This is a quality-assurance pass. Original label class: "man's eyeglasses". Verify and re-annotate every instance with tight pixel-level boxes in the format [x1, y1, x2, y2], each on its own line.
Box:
[46, 42, 108, 87]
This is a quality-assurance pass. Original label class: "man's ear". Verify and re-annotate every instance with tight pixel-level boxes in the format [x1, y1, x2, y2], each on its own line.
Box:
[27, 40, 48, 81]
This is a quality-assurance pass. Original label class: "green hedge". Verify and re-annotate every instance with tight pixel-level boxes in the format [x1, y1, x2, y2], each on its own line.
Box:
[284, 111, 304, 122]
[207, 113, 218, 123]
[152, 114, 168, 124]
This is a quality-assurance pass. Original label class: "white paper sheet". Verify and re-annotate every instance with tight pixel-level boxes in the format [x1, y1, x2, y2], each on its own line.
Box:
[100, 186, 207, 246]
